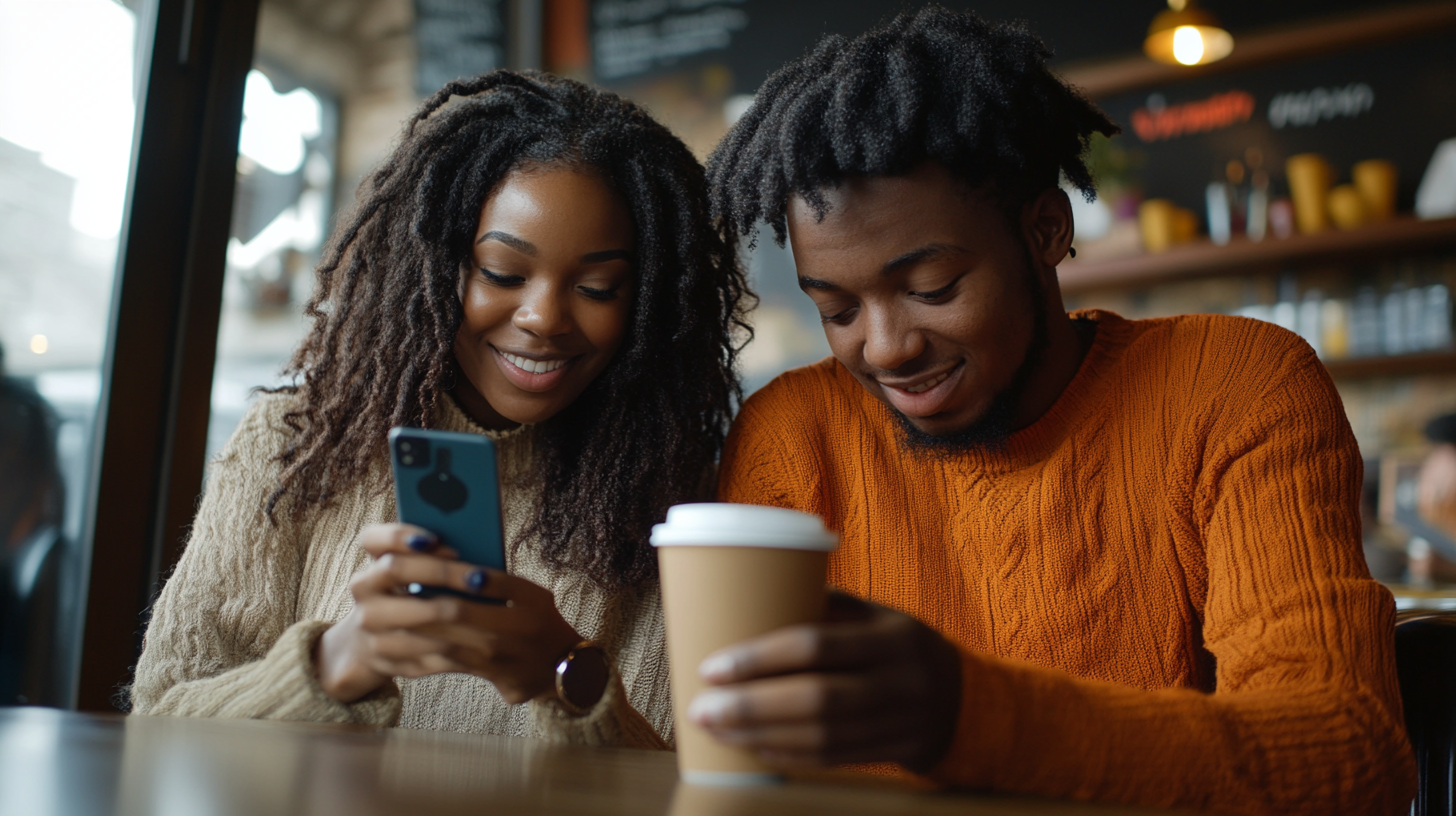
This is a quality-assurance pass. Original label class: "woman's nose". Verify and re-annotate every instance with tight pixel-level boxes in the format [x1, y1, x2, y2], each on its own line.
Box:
[512, 285, 575, 338]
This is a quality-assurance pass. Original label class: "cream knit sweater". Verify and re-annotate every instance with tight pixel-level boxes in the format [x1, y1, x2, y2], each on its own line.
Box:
[131, 391, 672, 749]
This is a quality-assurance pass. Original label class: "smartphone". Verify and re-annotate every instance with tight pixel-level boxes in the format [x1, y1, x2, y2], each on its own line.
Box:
[389, 427, 507, 603]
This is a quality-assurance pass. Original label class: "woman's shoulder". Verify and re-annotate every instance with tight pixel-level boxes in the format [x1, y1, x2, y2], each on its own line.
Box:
[212, 389, 306, 470]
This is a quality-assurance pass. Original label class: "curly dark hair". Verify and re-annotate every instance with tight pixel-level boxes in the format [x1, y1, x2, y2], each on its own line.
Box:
[707, 5, 1119, 245]
[268, 70, 751, 589]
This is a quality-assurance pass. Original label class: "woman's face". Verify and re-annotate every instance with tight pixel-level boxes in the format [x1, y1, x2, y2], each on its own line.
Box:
[452, 166, 635, 430]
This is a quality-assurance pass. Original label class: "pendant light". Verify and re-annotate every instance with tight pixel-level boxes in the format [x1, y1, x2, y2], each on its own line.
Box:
[1144, 0, 1234, 66]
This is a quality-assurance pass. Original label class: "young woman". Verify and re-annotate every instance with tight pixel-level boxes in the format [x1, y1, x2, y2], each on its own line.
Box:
[130, 71, 749, 747]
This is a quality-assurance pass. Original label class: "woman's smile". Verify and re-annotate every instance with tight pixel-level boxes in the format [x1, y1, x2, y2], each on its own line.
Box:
[491, 346, 577, 392]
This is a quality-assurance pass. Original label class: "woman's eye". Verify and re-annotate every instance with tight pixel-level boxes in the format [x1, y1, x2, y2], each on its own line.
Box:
[480, 268, 524, 286]
[577, 284, 621, 302]
[909, 280, 957, 301]
[819, 306, 856, 325]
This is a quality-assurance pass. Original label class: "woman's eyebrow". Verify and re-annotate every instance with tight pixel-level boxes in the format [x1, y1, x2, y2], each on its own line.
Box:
[477, 230, 535, 254]
[581, 249, 633, 264]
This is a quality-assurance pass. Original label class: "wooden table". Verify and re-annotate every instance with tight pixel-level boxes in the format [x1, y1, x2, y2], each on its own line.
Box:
[0, 708, 1174, 815]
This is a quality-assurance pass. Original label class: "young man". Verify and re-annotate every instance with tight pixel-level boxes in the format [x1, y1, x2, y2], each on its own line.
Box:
[697, 8, 1414, 815]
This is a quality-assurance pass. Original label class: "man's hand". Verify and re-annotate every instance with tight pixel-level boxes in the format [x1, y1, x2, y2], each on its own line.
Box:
[687, 592, 963, 771]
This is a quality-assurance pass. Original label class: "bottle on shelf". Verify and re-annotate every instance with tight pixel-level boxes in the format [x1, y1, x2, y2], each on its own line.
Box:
[1382, 281, 1407, 356]
[1349, 285, 1381, 358]
[1298, 288, 1325, 357]
[1404, 281, 1427, 353]
[1425, 283, 1452, 350]
[1321, 297, 1350, 359]
[1245, 148, 1268, 242]
[1206, 181, 1232, 246]
[1247, 169, 1270, 242]
[1272, 274, 1298, 333]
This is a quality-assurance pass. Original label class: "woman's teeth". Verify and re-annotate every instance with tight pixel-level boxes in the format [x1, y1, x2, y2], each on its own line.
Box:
[905, 371, 950, 394]
[502, 352, 566, 375]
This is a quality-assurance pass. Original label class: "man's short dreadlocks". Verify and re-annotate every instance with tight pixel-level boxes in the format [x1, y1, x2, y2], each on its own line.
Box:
[707, 5, 1119, 245]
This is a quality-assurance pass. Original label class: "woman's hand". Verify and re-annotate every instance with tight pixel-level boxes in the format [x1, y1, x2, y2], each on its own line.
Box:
[315, 523, 582, 704]
[685, 592, 963, 772]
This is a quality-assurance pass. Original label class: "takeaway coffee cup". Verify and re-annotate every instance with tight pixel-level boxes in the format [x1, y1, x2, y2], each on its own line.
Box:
[651, 503, 838, 786]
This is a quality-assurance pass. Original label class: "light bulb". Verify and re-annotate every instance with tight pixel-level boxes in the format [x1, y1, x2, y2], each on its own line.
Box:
[30, 334, 48, 354]
[1172, 26, 1205, 64]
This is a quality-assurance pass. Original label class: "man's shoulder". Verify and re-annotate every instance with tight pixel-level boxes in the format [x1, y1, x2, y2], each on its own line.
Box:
[1107, 311, 1321, 398]
[740, 356, 861, 423]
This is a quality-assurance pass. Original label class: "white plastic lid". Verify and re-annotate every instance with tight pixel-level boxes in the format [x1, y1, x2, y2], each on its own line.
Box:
[650, 503, 838, 551]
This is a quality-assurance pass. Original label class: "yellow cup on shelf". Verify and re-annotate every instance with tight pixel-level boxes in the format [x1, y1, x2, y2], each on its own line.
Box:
[1327, 184, 1367, 231]
[1172, 207, 1198, 245]
[1138, 198, 1177, 253]
[1352, 159, 1398, 222]
[1286, 153, 1333, 234]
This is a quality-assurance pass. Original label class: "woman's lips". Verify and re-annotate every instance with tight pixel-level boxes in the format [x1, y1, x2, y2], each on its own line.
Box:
[491, 346, 576, 393]
[878, 362, 964, 418]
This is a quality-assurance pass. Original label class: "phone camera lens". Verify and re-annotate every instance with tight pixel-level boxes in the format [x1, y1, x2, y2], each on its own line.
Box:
[400, 441, 412, 452]
[401, 454, 414, 465]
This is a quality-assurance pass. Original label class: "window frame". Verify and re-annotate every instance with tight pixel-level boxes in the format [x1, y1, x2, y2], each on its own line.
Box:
[74, 0, 262, 711]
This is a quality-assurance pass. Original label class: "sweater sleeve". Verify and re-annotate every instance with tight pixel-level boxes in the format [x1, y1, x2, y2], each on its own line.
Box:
[130, 396, 401, 726]
[925, 355, 1414, 815]
[529, 658, 670, 750]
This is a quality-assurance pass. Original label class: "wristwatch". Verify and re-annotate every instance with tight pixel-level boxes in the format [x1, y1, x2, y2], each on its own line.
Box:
[554, 640, 609, 715]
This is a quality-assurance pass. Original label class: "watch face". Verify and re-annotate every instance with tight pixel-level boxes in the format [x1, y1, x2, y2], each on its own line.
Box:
[559, 645, 609, 713]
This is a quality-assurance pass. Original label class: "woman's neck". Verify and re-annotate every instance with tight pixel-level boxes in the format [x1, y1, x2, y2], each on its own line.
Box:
[449, 362, 521, 432]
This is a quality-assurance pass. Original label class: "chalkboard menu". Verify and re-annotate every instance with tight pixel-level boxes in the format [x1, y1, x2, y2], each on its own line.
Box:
[415, 0, 506, 96]
[588, 0, 1413, 92]
[1094, 32, 1456, 219]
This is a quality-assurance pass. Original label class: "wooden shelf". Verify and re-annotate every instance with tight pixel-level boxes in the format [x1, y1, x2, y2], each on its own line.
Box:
[1058, 1, 1456, 99]
[1323, 350, 1456, 380]
[1060, 216, 1456, 295]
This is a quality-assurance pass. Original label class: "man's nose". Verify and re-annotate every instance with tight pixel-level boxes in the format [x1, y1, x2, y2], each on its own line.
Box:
[861, 306, 925, 373]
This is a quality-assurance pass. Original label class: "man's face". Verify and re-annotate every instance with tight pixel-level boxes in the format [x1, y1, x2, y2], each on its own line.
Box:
[786, 165, 1045, 439]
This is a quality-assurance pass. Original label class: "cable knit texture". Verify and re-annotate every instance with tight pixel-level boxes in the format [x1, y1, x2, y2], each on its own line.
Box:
[131, 391, 672, 750]
[718, 310, 1415, 815]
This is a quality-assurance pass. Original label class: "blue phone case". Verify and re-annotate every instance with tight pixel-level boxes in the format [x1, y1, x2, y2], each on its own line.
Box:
[389, 427, 507, 600]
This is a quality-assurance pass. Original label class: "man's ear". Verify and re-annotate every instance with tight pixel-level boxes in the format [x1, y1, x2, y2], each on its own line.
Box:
[1021, 188, 1075, 271]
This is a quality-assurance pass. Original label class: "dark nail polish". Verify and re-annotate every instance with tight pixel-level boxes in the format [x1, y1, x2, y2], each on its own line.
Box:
[467, 570, 488, 592]
[407, 534, 435, 552]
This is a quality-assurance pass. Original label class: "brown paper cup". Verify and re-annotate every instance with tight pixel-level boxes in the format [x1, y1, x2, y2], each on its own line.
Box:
[1353, 159, 1397, 223]
[1286, 153, 1333, 234]
[651, 503, 838, 787]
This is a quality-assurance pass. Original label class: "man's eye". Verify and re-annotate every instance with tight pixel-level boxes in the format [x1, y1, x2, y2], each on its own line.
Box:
[480, 268, 524, 286]
[578, 285, 621, 302]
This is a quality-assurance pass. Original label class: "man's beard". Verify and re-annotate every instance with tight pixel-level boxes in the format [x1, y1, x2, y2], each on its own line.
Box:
[890, 258, 1051, 456]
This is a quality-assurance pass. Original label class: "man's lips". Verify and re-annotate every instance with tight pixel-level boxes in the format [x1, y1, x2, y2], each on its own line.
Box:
[491, 346, 577, 393]
[876, 361, 964, 419]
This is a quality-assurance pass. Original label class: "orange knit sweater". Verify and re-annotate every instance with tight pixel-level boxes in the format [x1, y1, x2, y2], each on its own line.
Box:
[718, 310, 1415, 815]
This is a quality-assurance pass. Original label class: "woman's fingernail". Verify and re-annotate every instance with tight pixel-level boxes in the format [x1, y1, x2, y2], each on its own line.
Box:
[698, 652, 735, 681]
[466, 569, 488, 592]
[687, 689, 736, 726]
[407, 534, 435, 552]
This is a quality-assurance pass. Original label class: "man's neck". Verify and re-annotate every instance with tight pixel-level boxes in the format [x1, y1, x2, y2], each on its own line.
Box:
[1010, 308, 1094, 432]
